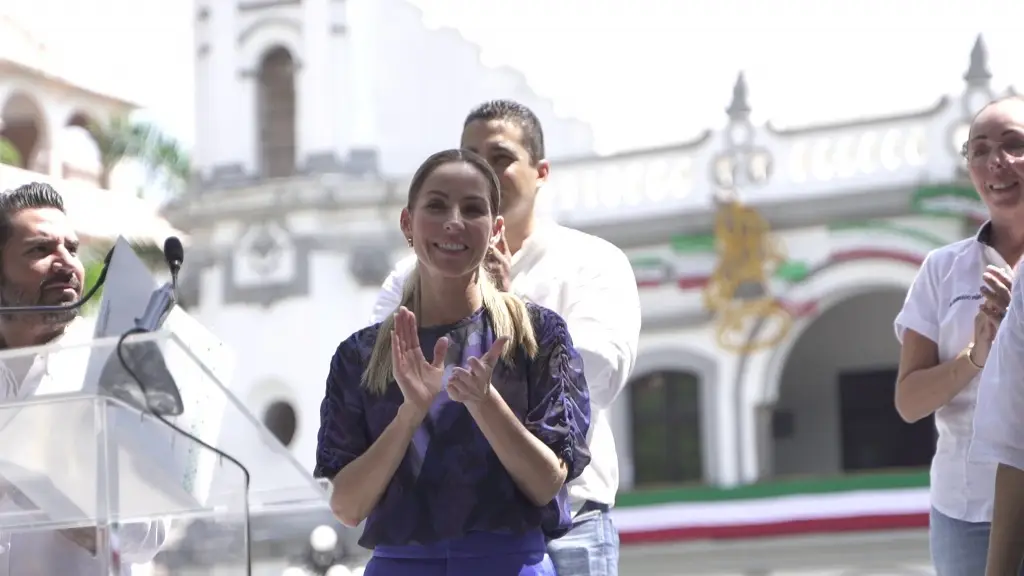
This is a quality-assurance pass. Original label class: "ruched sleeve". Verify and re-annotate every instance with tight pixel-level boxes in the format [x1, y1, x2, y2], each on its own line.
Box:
[314, 334, 370, 480]
[524, 305, 592, 482]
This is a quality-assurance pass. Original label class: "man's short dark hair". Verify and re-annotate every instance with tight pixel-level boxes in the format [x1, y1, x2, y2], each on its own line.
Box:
[0, 182, 65, 250]
[464, 100, 546, 165]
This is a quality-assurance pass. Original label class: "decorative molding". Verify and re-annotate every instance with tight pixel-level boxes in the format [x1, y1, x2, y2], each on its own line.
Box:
[237, 16, 303, 46]
[223, 220, 312, 307]
[239, 0, 301, 11]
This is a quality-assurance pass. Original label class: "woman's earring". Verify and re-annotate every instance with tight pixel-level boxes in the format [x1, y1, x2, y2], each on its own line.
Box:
[406, 237, 413, 247]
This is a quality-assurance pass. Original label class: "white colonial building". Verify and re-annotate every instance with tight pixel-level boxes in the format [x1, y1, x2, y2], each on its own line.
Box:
[163, 0, 1005, 573]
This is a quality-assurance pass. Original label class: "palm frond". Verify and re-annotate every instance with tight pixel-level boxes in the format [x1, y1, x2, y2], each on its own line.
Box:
[81, 259, 106, 316]
[89, 116, 140, 172]
[88, 116, 191, 195]
[0, 136, 22, 167]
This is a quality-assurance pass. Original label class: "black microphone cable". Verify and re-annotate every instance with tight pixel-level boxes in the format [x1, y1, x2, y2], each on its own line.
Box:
[109, 237, 254, 575]
[114, 328, 253, 575]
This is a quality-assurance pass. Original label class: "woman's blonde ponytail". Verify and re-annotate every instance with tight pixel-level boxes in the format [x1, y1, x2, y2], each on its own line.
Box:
[479, 273, 538, 363]
[363, 266, 420, 395]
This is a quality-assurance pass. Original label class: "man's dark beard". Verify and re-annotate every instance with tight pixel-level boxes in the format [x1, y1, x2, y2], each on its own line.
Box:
[0, 274, 81, 325]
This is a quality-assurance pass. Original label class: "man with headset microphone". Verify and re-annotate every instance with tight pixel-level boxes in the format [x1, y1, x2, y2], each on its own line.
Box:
[0, 182, 165, 574]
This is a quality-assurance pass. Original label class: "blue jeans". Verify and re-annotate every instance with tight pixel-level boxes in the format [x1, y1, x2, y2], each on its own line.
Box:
[930, 507, 1024, 576]
[546, 509, 619, 576]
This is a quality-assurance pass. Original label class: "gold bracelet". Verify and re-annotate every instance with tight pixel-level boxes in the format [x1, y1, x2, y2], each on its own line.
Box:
[966, 343, 985, 370]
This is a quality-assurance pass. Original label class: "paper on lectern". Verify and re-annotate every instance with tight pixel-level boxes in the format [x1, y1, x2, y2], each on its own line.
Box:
[87, 237, 232, 506]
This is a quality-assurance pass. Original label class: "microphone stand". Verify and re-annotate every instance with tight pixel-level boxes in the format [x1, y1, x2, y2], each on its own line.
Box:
[112, 237, 186, 416]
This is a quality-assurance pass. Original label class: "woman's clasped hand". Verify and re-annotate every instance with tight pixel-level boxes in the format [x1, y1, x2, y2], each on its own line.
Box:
[390, 305, 510, 410]
[980, 265, 1013, 324]
[448, 336, 508, 407]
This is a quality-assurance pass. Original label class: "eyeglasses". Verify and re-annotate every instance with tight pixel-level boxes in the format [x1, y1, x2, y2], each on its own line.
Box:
[962, 139, 1024, 164]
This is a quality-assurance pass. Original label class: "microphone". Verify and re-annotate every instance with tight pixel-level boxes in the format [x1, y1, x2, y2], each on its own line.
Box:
[136, 236, 185, 332]
[163, 236, 183, 294]
[0, 247, 114, 314]
[107, 236, 186, 416]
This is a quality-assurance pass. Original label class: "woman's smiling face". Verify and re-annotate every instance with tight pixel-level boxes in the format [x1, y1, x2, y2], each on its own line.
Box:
[402, 159, 502, 279]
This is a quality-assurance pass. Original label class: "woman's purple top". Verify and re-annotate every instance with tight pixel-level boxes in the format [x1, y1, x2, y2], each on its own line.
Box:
[314, 304, 591, 549]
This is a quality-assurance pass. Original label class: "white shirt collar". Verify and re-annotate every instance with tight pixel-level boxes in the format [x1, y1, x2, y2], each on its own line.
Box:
[510, 219, 557, 275]
[974, 221, 1012, 270]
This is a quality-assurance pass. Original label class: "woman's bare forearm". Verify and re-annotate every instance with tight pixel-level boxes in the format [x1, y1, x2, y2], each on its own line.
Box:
[895, 349, 979, 423]
[988, 463, 1024, 575]
[467, 386, 566, 506]
[329, 405, 420, 527]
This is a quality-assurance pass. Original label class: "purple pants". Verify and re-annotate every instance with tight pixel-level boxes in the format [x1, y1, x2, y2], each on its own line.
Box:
[365, 530, 554, 576]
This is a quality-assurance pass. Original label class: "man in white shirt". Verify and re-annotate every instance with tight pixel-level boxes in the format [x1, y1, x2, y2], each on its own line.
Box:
[370, 100, 641, 576]
[0, 182, 164, 574]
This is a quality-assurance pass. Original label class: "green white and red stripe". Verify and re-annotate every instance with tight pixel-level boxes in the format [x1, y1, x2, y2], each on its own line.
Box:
[613, 473, 930, 544]
[614, 487, 928, 544]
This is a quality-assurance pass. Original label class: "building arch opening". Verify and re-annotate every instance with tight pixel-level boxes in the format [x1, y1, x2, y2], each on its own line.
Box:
[768, 288, 935, 478]
[1, 92, 47, 172]
[257, 46, 297, 179]
[630, 369, 704, 486]
[62, 111, 105, 187]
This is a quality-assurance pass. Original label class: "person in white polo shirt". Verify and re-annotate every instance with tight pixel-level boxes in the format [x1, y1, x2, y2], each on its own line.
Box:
[369, 100, 640, 576]
[967, 98, 1024, 576]
[894, 97, 1024, 576]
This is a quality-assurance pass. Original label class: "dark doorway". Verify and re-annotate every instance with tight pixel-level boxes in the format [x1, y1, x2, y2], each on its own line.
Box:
[839, 368, 935, 471]
[629, 371, 704, 486]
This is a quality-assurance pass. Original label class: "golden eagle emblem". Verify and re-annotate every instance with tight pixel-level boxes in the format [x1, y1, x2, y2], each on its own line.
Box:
[703, 189, 793, 353]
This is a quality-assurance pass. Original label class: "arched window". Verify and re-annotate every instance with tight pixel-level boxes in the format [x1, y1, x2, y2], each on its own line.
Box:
[1, 92, 47, 172]
[630, 370, 704, 486]
[257, 46, 297, 178]
[263, 400, 298, 447]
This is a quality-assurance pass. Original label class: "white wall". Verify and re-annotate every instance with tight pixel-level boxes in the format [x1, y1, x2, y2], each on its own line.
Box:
[195, 250, 395, 475]
[192, 0, 596, 180]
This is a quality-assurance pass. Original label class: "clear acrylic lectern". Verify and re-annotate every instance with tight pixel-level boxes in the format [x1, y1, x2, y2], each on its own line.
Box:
[0, 329, 328, 575]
